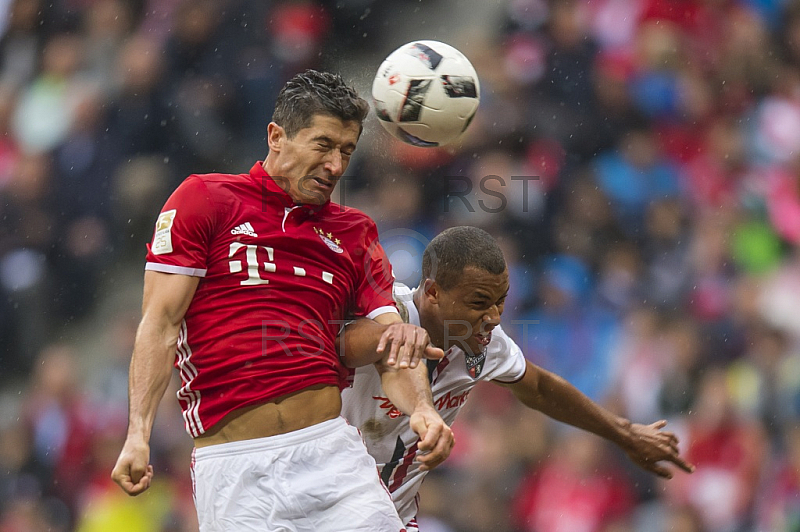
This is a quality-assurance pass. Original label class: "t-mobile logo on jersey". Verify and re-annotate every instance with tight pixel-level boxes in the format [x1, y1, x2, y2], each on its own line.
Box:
[229, 243, 335, 287]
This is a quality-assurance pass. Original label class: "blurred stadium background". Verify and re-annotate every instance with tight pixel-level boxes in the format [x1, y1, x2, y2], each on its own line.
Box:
[1, 0, 800, 530]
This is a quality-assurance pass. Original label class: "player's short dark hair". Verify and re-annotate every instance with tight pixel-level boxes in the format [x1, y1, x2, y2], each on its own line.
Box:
[272, 70, 370, 138]
[422, 226, 507, 291]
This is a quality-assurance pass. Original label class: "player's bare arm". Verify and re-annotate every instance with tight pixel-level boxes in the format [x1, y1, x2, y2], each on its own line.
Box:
[373, 358, 454, 471]
[370, 311, 454, 470]
[111, 270, 199, 495]
[499, 360, 695, 479]
[338, 315, 444, 369]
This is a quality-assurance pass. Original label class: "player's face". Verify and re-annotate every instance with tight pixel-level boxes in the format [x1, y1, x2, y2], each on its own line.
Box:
[430, 266, 509, 355]
[267, 114, 360, 205]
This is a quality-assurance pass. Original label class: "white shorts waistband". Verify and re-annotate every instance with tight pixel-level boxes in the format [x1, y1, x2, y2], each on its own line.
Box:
[194, 416, 346, 461]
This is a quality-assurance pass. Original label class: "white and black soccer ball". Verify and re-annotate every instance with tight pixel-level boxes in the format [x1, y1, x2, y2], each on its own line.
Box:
[372, 41, 480, 147]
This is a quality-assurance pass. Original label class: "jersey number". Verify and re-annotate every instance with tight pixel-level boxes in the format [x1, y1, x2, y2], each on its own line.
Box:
[228, 243, 334, 286]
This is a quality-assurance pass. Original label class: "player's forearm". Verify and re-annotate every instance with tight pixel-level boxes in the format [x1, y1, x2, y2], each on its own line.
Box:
[377, 362, 434, 416]
[338, 319, 389, 367]
[516, 368, 632, 447]
[126, 315, 179, 442]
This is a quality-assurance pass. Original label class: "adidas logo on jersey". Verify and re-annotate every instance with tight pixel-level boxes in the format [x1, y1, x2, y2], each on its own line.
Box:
[231, 222, 258, 237]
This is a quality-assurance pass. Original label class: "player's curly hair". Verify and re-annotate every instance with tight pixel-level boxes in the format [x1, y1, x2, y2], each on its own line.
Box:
[422, 226, 506, 291]
[272, 70, 370, 138]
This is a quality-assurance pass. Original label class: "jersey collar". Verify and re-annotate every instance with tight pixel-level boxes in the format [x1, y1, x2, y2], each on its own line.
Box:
[250, 161, 332, 217]
[405, 287, 422, 326]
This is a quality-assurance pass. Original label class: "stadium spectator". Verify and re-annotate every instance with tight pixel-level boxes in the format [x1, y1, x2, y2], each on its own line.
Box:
[3, 0, 800, 529]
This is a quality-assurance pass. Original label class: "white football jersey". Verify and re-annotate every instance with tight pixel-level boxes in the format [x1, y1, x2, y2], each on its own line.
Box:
[341, 283, 528, 525]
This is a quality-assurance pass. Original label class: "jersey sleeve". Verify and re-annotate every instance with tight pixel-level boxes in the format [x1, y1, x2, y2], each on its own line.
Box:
[352, 220, 398, 319]
[487, 325, 528, 384]
[145, 175, 216, 277]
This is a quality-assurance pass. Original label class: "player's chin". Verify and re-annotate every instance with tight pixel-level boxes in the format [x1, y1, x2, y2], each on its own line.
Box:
[298, 189, 332, 205]
[462, 339, 482, 356]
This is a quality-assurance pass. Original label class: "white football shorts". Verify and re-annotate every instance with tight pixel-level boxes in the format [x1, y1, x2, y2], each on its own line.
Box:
[191, 417, 405, 532]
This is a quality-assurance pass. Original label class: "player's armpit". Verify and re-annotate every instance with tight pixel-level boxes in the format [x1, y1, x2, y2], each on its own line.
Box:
[496, 361, 543, 406]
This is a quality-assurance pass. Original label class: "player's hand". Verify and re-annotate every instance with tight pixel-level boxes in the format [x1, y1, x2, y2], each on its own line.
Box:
[111, 438, 154, 496]
[621, 420, 695, 479]
[409, 406, 454, 471]
[378, 324, 444, 369]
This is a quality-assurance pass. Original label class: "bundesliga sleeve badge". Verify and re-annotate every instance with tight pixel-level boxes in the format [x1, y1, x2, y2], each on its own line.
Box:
[152, 209, 177, 255]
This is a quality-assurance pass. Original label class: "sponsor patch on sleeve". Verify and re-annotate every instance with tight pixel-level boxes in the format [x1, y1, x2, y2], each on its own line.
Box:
[152, 209, 176, 255]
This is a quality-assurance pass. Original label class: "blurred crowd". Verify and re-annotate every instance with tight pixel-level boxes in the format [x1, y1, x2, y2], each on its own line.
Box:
[3, 0, 800, 530]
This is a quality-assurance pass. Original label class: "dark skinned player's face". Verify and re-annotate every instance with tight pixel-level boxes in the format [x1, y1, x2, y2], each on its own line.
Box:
[426, 266, 509, 355]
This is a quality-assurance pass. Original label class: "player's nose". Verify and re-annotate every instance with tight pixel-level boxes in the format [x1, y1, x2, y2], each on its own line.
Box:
[324, 150, 344, 177]
[484, 305, 501, 326]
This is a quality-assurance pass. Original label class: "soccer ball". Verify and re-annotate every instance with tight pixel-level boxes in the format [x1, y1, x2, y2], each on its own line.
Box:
[372, 41, 480, 147]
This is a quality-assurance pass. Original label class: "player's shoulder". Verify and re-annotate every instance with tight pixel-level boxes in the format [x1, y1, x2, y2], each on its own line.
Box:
[174, 172, 255, 207]
[393, 282, 414, 299]
[325, 202, 377, 227]
[184, 171, 251, 188]
[487, 324, 521, 355]
[392, 282, 414, 323]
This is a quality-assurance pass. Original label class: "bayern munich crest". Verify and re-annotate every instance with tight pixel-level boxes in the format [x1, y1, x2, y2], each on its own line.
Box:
[314, 227, 343, 254]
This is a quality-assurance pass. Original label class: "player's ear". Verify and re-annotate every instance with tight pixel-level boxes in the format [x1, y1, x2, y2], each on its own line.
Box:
[423, 279, 440, 304]
[267, 122, 285, 152]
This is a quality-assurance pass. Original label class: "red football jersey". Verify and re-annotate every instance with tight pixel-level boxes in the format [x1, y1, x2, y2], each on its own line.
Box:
[145, 162, 397, 437]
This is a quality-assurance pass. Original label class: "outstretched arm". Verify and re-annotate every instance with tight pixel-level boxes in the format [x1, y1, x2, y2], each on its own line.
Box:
[499, 361, 694, 479]
[111, 270, 199, 495]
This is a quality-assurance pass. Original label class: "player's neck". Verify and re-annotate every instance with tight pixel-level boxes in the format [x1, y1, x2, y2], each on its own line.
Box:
[261, 158, 274, 176]
[413, 287, 445, 349]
